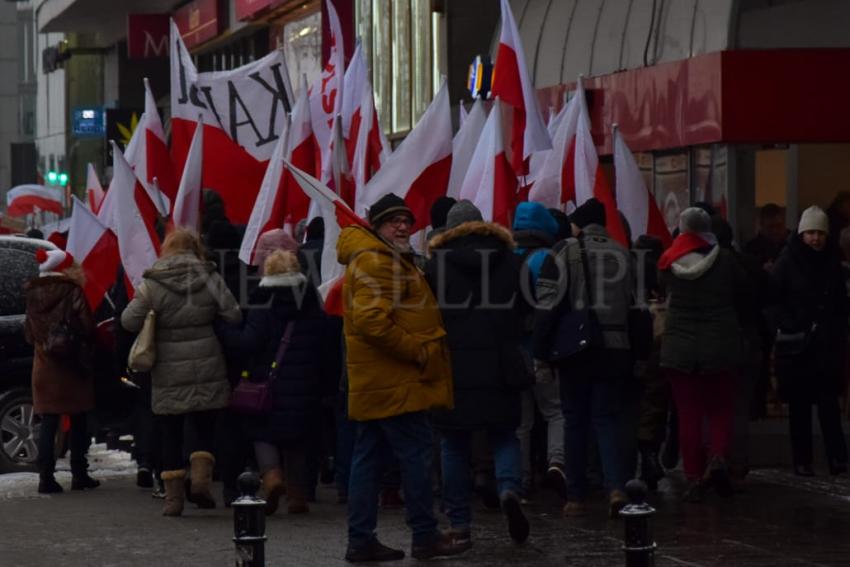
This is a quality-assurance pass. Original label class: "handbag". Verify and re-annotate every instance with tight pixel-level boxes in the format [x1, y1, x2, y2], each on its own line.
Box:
[230, 320, 296, 416]
[128, 309, 157, 372]
[548, 238, 604, 362]
[44, 297, 78, 359]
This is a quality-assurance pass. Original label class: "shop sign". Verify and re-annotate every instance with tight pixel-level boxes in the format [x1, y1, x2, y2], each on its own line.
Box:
[127, 14, 170, 59]
[174, 0, 221, 49]
[236, 0, 287, 21]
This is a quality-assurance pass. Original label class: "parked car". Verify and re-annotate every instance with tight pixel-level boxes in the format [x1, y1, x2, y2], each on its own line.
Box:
[0, 236, 135, 473]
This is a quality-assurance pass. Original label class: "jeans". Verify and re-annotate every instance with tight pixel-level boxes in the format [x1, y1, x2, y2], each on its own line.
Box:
[668, 370, 736, 480]
[347, 412, 437, 548]
[441, 429, 521, 530]
[517, 379, 565, 485]
[38, 413, 90, 476]
[157, 410, 218, 471]
[335, 394, 356, 497]
[560, 371, 627, 500]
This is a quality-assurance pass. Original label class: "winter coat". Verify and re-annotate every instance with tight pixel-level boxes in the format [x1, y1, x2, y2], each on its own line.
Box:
[337, 225, 453, 421]
[24, 274, 95, 415]
[121, 254, 241, 415]
[769, 235, 848, 394]
[425, 221, 527, 431]
[533, 224, 635, 362]
[218, 273, 338, 443]
[660, 245, 747, 374]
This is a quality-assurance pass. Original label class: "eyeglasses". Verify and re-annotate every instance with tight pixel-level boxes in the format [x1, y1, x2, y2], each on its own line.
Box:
[386, 215, 413, 228]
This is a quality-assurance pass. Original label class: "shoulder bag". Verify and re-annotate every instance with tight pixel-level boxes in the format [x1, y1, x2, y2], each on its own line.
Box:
[128, 309, 157, 372]
[548, 238, 604, 362]
[230, 320, 296, 416]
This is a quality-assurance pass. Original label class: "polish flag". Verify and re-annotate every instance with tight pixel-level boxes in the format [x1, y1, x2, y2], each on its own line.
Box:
[284, 77, 321, 225]
[459, 99, 517, 226]
[330, 118, 356, 209]
[529, 87, 580, 208]
[573, 78, 628, 246]
[86, 164, 104, 214]
[447, 99, 487, 199]
[66, 196, 119, 311]
[125, 78, 176, 215]
[491, 0, 551, 175]
[458, 103, 468, 128]
[6, 185, 64, 217]
[356, 81, 452, 232]
[171, 117, 204, 230]
[310, 0, 346, 185]
[613, 126, 672, 247]
[109, 141, 162, 293]
[343, 43, 390, 196]
[170, 19, 294, 224]
[239, 118, 290, 265]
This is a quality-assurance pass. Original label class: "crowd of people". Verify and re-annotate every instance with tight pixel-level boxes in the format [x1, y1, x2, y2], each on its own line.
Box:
[22, 190, 850, 562]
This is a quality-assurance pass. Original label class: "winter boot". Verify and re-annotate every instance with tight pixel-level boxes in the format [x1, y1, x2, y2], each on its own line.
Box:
[38, 473, 63, 494]
[188, 451, 216, 509]
[161, 469, 186, 516]
[286, 483, 309, 514]
[71, 460, 100, 490]
[262, 468, 286, 516]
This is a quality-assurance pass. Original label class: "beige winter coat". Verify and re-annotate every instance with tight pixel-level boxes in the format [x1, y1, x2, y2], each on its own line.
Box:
[121, 254, 241, 415]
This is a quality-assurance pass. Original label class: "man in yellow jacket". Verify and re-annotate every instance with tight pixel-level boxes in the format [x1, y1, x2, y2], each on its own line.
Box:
[338, 193, 464, 562]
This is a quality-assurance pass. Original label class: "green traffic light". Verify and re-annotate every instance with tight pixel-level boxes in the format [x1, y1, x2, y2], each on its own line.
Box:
[58, 173, 68, 186]
[47, 171, 58, 184]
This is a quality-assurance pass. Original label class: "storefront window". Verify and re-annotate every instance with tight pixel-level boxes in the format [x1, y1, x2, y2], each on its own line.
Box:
[281, 11, 322, 92]
[692, 145, 729, 218]
[373, 0, 392, 133]
[654, 150, 690, 235]
[411, 0, 432, 122]
[392, 0, 412, 133]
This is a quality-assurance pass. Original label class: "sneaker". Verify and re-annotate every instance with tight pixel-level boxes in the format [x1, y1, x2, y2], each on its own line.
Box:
[608, 489, 628, 518]
[38, 475, 63, 494]
[345, 538, 405, 563]
[136, 467, 153, 488]
[411, 531, 470, 560]
[707, 457, 734, 498]
[500, 491, 530, 544]
[71, 474, 101, 490]
[562, 500, 587, 517]
[542, 464, 567, 501]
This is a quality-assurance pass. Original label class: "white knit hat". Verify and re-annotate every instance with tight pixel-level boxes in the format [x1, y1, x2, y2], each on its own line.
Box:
[35, 248, 74, 274]
[797, 206, 829, 234]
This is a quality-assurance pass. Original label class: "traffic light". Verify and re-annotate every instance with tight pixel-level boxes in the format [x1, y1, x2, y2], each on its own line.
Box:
[46, 170, 68, 186]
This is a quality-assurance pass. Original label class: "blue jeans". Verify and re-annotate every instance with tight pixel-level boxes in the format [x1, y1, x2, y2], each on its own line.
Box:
[347, 412, 438, 548]
[441, 429, 522, 530]
[560, 371, 627, 500]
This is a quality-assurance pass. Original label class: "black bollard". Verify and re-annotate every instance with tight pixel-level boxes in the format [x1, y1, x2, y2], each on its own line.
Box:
[233, 470, 267, 567]
[620, 479, 656, 567]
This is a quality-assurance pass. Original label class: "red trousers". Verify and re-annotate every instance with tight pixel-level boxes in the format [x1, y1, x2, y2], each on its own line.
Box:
[667, 369, 736, 481]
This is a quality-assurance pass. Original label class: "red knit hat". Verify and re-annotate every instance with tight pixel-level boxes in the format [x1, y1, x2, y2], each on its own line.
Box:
[35, 248, 75, 273]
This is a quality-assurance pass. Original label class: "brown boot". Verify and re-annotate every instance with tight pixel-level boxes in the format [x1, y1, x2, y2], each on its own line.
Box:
[188, 451, 216, 509]
[262, 468, 286, 516]
[609, 489, 628, 518]
[161, 470, 186, 517]
[286, 484, 309, 514]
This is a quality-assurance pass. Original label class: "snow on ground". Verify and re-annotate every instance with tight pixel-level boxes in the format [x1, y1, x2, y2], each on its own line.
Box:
[0, 443, 135, 499]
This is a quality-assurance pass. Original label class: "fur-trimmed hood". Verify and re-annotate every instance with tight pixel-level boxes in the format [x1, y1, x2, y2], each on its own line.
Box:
[259, 272, 308, 288]
[428, 221, 515, 251]
[670, 245, 719, 280]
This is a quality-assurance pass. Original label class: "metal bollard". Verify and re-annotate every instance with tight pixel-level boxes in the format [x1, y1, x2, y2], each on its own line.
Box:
[233, 470, 267, 567]
[620, 479, 656, 567]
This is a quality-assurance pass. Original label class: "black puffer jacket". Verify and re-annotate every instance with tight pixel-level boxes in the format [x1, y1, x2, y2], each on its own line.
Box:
[219, 273, 338, 443]
[425, 221, 528, 431]
[770, 235, 848, 392]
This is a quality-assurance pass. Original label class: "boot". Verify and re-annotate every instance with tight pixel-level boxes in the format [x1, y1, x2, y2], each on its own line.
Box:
[38, 473, 63, 494]
[188, 451, 216, 509]
[639, 444, 665, 492]
[286, 483, 309, 514]
[71, 460, 100, 490]
[262, 468, 286, 516]
[161, 470, 186, 516]
[500, 491, 529, 544]
[609, 489, 628, 518]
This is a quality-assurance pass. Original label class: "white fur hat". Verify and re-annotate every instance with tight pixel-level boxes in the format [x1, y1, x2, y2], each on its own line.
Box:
[797, 206, 829, 235]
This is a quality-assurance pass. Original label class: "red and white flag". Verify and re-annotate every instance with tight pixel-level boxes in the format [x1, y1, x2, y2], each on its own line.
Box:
[86, 164, 105, 214]
[343, 42, 390, 196]
[459, 99, 517, 226]
[356, 82, 452, 232]
[331, 118, 356, 208]
[458, 103, 468, 128]
[284, 77, 321, 225]
[171, 117, 204, 230]
[239, 118, 291, 265]
[529, 88, 580, 208]
[125, 78, 176, 215]
[6, 185, 64, 217]
[447, 99, 487, 199]
[310, 0, 346, 185]
[170, 19, 294, 224]
[613, 126, 672, 247]
[109, 141, 162, 293]
[491, 0, 551, 175]
[66, 196, 119, 311]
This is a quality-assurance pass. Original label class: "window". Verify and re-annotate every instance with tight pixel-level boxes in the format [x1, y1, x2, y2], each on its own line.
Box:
[654, 150, 690, 235]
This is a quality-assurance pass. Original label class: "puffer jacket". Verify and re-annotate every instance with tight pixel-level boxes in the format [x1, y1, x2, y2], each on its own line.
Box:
[513, 202, 559, 287]
[218, 272, 339, 443]
[660, 245, 746, 374]
[426, 221, 527, 431]
[337, 225, 453, 421]
[121, 254, 241, 415]
[24, 274, 96, 415]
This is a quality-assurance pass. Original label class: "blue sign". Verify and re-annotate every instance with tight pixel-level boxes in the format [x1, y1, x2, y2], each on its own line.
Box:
[72, 107, 105, 137]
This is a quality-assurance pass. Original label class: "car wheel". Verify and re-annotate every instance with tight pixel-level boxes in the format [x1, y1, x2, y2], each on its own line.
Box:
[0, 390, 41, 473]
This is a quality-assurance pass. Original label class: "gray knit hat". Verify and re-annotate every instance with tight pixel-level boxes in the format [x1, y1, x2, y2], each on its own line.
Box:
[678, 207, 712, 235]
[445, 200, 483, 229]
